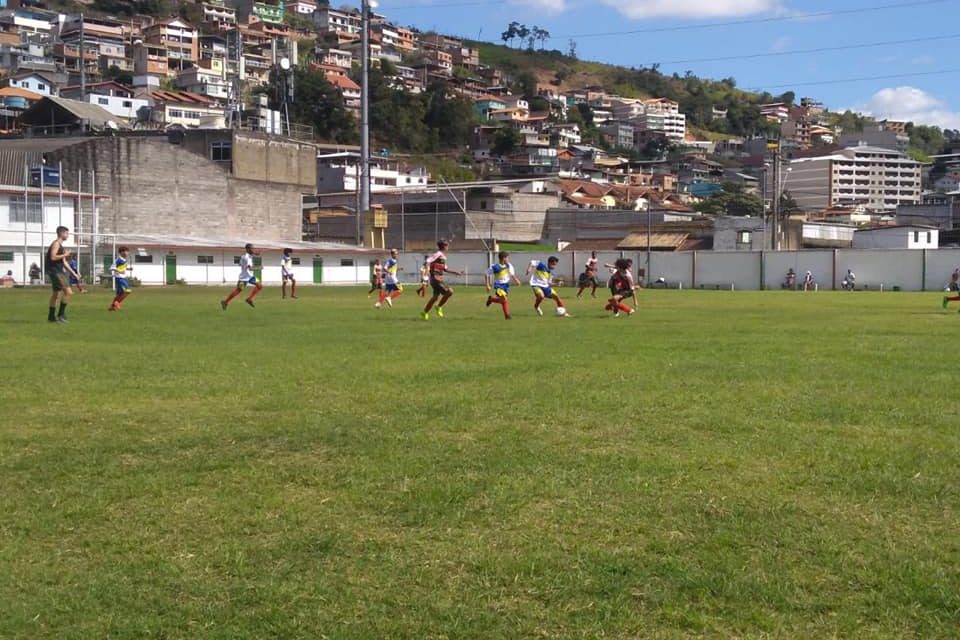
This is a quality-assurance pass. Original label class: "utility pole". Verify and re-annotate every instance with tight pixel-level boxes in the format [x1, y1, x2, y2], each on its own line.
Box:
[359, 0, 373, 247]
[79, 14, 85, 98]
[771, 146, 781, 251]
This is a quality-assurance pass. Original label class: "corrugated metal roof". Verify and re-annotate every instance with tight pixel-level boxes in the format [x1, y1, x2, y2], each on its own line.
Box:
[618, 232, 689, 250]
[20, 96, 117, 127]
[112, 233, 379, 253]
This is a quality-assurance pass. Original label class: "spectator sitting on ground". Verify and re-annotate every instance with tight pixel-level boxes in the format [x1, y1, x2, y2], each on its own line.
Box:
[1, 270, 14, 287]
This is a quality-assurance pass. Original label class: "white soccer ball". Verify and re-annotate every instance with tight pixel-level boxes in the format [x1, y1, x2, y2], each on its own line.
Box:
[556, 307, 567, 317]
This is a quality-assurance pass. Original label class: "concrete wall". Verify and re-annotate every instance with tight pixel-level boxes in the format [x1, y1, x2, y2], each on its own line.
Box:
[231, 131, 317, 188]
[50, 136, 304, 243]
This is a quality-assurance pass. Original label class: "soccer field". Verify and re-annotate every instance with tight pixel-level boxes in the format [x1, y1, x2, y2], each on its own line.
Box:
[2, 286, 959, 639]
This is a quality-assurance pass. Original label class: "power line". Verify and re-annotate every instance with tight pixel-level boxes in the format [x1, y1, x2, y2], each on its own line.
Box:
[748, 68, 960, 91]
[648, 33, 960, 67]
[553, 0, 951, 39]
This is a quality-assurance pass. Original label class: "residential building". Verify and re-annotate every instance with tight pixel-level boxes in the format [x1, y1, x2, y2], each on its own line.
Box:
[143, 90, 223, 128]
[474, 94, 506, 121]
[201, 1, 237, 30]
[395, 26, 417, 52]
[324, 70, 361, 112]
[934, 172, 960, 193]
[142, 18, 199, 73]
[853, 225, 938, 249]
[288, 0, 318, 14]
[175, 64, 230, 102]
[312, 6, 363, 39]
[59, 81, 147, 120]
[760, 102, 791, 122]
[423, 48, 452, 74]
[788, 145, 923, 212]
[634, 110, 685, 142]
[317, 152, 430, 193]
[839, 123, 909, 153]
[600, 122, 633, 149]
[451, 46, 479, 71]
[6, 70, 57, 95]
[132, 41, 169, 86]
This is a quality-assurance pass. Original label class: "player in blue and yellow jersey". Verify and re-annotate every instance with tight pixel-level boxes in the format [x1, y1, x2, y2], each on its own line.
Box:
[484, 251, 521, 319]
[281, 248, 297, 299]
[422, 240, 464, 320]
[526, 256, 567, 316]
[108, 246, 132, 311]
[377, 248, 403, 308]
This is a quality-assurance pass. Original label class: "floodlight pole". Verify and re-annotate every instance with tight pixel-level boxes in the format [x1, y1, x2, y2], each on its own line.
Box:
[771, 149, 781, 251]
[359, 0, 373, 247]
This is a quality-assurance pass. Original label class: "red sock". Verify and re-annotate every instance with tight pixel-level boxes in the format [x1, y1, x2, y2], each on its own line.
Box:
[553, 295, 565, 308]
[247, 284, 262, 301]
[502, 299, 510, 318]
[224, 288, 241, 303]
[618, 302, 632, 313]
[378, 290, 387, 304]
[291, 282, 296, 296]
[950, 296, 960, 302]
[119, 291, 129, 303]
[390, 290, 402, 300]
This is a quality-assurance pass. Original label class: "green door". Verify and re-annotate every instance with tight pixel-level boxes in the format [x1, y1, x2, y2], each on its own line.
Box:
[165, 255, 177, 284]
[253, 256, 262, 281]
[313, 258, 323, 284]
[102, 256, 112, 287]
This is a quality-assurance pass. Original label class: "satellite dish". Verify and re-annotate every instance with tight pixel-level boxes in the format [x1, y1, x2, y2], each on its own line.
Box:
[279, 57, 291, 71]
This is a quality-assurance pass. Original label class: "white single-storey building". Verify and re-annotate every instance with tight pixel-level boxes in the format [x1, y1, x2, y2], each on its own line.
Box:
[852, 225, 939, 250]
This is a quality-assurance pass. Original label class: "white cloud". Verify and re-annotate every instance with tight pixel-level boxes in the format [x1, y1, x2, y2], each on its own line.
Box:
[598, 0, 779, 19]
[858, 86, 960, 130]
[510, 0, 566, 13]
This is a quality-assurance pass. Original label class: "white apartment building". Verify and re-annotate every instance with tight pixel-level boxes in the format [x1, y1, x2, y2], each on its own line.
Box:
[634, 111, 686, 142]
[317, 152, 430, 193]
[312, 7, 362, 37]
[175, 65, 230, 101]
[788, 145, 922, 212]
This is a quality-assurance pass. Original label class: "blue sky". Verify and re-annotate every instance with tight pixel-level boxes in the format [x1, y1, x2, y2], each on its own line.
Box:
[375, 0, 960, 129]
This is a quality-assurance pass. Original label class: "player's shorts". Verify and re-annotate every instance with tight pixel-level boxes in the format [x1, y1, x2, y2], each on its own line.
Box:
[493, 283, 510, 297]
[385, 282, 402, 293]
[371, 278, 383, 289]
[430, 278, 451, 296]
[115, 277, 131, 295]
[68, 276, 81, 286]
[532, 285, 553, 299]
[237, 276, 259, 288]
[282, 272, 295, 281]
[50, 271, 68, 292]
[612, 287, 633, 298]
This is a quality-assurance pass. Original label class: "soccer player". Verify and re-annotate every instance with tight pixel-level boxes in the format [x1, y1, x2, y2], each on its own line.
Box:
[422, 240, 464, 320]
[367, 259, 383, 297]
[46, 226, 73, 323]
[416, 255, 430, 297]
[802, 270, 815, 291]
[281, 248, 297, 299]
[577, 251, 601, 298]
[485, 251, 521, 319]
[526, 256, 567, 316]
[66, 255, 86, 293]
[605, 258, 639, 317]
[377, 248, 403, 308]
[108, 246, 133, 311]
[221, 243, 262, 309]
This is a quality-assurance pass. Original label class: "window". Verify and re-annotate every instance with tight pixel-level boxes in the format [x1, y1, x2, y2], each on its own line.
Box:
[914, 231, 920, 243]
[927, 232, 932, 243]
[737, 231, 752, 245]
[134, 254, 153, 264]
[98, 97, 109, 105]
[211, 141, 232, 162]
[479, 200, 487, 210]
[197, 255, 214, 264]
[169, 109, 183, 118]
[38, 83, 45, 91]
[0, 251, 13, 262]
[340, 258, 354, 266]
[233, 256, 241, 264]
[8, 196, 42, 223]
[292, 257, 301, 265]
[122, 100, 132, 108]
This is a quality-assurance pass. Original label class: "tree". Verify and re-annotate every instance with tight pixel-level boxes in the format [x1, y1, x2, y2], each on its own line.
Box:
[492, 126, 521, 157]
[567, 39, 578, 59]
[694, 182, 764, 217]
[501, 22, 520, 48]
[102, 64, 133, 87]
[534, 27, 550, 50]
[289, 66, 356, 144]
[780, 190, 801, 215]
[516, 24, 530, 50]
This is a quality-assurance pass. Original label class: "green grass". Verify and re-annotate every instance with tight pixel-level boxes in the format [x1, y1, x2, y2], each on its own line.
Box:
[2, 286, 959, 639]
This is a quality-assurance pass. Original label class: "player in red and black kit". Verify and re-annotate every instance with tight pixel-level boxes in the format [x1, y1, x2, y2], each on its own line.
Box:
[605, 258, 639, 317]
[577, 251, 601, 298]
[421, 240, 464, 320]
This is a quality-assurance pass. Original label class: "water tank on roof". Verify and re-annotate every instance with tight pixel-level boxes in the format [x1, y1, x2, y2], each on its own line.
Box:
[2, 96, 29, 110]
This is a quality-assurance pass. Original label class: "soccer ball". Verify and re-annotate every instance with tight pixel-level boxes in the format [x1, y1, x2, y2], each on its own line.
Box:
[556, 307, 567, 317]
